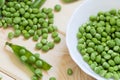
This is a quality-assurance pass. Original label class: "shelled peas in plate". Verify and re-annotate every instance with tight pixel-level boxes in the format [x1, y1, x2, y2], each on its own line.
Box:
[0, 1, 61, 52]
[77, 9, 120, 80]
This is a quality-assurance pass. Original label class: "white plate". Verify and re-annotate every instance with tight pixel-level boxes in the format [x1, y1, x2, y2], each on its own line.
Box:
[66, 0, 120, 80]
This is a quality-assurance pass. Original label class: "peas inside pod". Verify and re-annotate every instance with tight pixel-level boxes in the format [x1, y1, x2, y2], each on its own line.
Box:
[77, 9, 120, 80]
[0, 0, 61, 52]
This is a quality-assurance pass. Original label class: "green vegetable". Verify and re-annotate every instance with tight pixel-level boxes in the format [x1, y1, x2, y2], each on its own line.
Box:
[76, 9, 120, 80]
[54, 4, 61, 12]
[67, 68, 73, 75]
[6, 42, 52, 79]
[49, 77, 56, 80]
[31, 0, 46, 9]
[62, 0, 77, 3]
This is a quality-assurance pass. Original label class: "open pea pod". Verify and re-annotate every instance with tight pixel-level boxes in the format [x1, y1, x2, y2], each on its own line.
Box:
[6, 42, 52, 71]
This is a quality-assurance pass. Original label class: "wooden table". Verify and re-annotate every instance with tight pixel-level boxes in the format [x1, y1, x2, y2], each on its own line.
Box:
[0, 0, 95, 80]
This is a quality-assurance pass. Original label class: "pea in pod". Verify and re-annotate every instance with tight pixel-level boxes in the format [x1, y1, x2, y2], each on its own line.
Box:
[6, 42, 52, 79]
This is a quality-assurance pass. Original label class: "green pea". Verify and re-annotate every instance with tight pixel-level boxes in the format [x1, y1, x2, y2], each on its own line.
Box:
[32, 8, 39, 14]
[33, 18, 38, 24]
[24, 12, 30, 18]
[36, 60, 42, 67]
[54, 36, 61, 43]
[19, 49, 26, 55]
[104, 54, 111, 60]
[96, 55, 101, 63]
[34, 53, 40, 58]
[107, 40, 115, 48]
[99, 70, 107, 77]
[28, 30, 35, 36]
[96, 45, 104, 53]
[49, 77, 56, 80]
[114, 56, 120, 64]
[52, 31, 58, 38]
[30, 14, 36, 19]
[19, 8, 25, 15]
[41, 39, 48, 45]
[32, 25, 38, 30]
[77, 32, 82, 39]
[24, 33, 30, 39]
[14, 30, 21, 37]
[48, 13, 54, 18]
[86, 33, 92, 39]
[113, 73, 119, 80]
[54, 4, 61, 12]
[28, 19, 33, 26]
[95, 33, 101, 40]
[34, 69, 42, 77]
[8, 32, 14, 39]
[33, 35, 39, 41]
[108, 60, 115, 66]
[35, 43, 43, 50]
[36, 30, 42, 36]
[90, 53, 96, 61]
[47, 42, 54, 49]
[48, 18, 54, 24]
[13, 17, 21, 24]
[20, 55, 27, 62]
[78, 38, 85, 44]
[83, 54, 90, 62]
[115, 38, 120, 46]
[113, 46, 119, 52]
[15, 3, 21, 9]
[89, 15, 96, 21]
[10, 7, 16, 13]
[110, 18, 116, 25]
[94, 67, 101, 74]
[104, 72, 112, 79]
[42, 33, 48, 39]
[42, 45, 50, 52]
[67, 68, 73, 75]
[108, 67, 114, 72]
[86, 47, 94, 54]
[29, 56, 36, 63]
[115, 32, 120, 38]
[116, 19, 120, 27]
[109, 9, 117, 15]
[42, 28, 48, 33]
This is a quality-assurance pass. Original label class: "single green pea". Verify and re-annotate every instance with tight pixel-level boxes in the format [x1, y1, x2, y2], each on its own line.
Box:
[77, 32, 82, 39]
[104, 72, 113, 79]
[32, 8, 39, 14]
[36, 60, 42, 67]
[83, 54, 90, 62]
[78, 38, 85, 44]
[33, 35, 39, 41]
[32, 25, 38, 30]
[24, 12, 30, 18]
[89, 15, 96, 21]
[15, 3, 21, 9]
[114, 56, 120, 64]
[42, 33, 48, 39]
[20, 55, 27, 62]
[48, 18, 54, 24]
[34, 53, 40, 58]
[107, 40, 115, 48]
[42, 28, 48, 33]
[95, 33, 101, 40]
[19, 49, 26, 55]
[86, 47, 94, 54]
[115, 32, 120, 38]
[113, 72, 119, 80]
[14, 12, 20, 17]
[33, 18, 38, 24]
[96, 45, 104, 53]
[48, 12, 54, 18]
[49, 77, 56, 80]
[39, 18, 45, 23]
[96, 55, 101, 63]
[34, 69, 42, 77]
[94, 67, 101, 74]
[28, 30, 35, 36]
[67, 68, 73, 75]
[54, 4, 61, 12]
[29, 56, 36, 63]
[47, 42, 55, 49]
[113, 46, 119, 52]
[24, 33, 30, 39]
[90, 53, 96, 61]
[52, 31, 58, 38]
[8, 32, 14, 39]
[30, 14, 36, 19]
[109, 9, 117, 15]
[42, 21, 48, 28]
[108, 67, 114, 72]
[116, 19, 120, 27]
[115, 38, 120, 46]
[42, 45, 50, 52]
[22, 30, 27, 34]
[90, 28, 96, 36]
[54, 36, 61, 43]
[10, 7, 16, 13]
[104, 54, 111, 60]
[14, 30, 21, 37]
[28, 19, 33, 26]
[19, 8, 25, 15]
[41, 39, 48, 45]
[36, 43, 43, 50]
[13, 17, 21, 24]
[110, 18, 116, 25]
[36, 30, 42, 36]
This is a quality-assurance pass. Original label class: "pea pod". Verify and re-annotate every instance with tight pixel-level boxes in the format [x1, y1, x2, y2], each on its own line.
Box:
[31, 0, 46, 9]
[6, 42, 52, 70]
[62, 0, 78, 3]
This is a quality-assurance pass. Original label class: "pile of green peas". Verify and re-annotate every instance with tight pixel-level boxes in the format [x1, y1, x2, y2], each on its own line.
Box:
[0, 1, 61, 52]
[77, 9, 120, 80]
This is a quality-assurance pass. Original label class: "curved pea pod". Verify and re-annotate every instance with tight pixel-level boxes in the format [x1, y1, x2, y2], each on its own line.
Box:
[31, 0, 46, 9]
[5, 42, 52, 71]
[62, 0, 78, 3]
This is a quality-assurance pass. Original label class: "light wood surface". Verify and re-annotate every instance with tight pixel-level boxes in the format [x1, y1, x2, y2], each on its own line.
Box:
[0, 0, 95, 80]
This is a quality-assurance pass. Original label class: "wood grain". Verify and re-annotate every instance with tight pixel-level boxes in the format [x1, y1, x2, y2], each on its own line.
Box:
[0, 0, 96, 80]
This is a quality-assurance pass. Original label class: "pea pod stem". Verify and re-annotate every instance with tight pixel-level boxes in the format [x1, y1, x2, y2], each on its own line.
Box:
[31, 0, 46, 9]
[5, 42, 52, 71]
